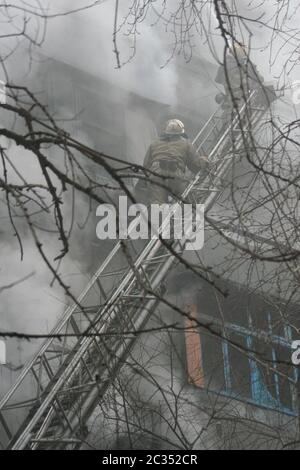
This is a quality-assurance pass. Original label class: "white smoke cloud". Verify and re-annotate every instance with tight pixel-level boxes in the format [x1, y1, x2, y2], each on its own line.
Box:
[0, 138, 96, 396]
[38, 0, 178, 105]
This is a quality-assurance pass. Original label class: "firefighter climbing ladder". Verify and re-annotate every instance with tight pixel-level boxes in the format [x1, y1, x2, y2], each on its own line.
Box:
[0, 90, 271, 449]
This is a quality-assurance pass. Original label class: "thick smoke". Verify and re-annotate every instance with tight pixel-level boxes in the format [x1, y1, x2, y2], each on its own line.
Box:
[0, 139, 95, 394]
[40, 0, 178, 105]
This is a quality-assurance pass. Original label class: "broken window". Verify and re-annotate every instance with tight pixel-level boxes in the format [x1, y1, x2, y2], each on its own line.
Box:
[184, 280, 298, 414]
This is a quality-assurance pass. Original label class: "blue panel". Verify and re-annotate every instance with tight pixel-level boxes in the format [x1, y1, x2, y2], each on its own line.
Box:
[221, 328, 295, 413]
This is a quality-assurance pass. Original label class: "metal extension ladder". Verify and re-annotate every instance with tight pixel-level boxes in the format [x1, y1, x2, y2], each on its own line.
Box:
[0, 90, 269, 449]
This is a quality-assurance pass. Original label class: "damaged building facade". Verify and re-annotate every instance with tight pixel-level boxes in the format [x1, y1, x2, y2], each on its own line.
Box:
[39, 52, 300, 449]
[0, 40, 299, 451]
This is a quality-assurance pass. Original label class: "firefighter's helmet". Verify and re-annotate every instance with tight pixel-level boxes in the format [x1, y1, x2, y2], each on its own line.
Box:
[164, 119, 185, 135]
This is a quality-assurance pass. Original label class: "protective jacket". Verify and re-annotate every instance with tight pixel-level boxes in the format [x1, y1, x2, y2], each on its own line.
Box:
[143, 135, 208, 174]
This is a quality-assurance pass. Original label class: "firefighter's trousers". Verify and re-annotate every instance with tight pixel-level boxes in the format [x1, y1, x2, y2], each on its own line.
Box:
[148, 160, 186, 205]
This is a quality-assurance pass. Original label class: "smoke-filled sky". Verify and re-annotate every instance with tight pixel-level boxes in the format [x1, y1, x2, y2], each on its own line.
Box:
[42, 0, 300, 84]
[2, 1, 300, 99]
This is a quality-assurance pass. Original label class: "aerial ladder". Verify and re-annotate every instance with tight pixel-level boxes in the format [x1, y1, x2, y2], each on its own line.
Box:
[0, 89, 274, 449]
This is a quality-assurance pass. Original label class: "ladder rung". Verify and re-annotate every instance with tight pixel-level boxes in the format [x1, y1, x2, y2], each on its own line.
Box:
[191, 187, 221, 192]
[30, 438, 81, 444]
[121, 295, 157, 300]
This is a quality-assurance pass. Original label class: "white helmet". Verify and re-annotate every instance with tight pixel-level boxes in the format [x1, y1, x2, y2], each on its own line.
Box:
[164, 119, 185, 135]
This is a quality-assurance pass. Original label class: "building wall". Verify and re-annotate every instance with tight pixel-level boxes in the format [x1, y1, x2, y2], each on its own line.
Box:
[4, 47, 297, 449]
[36, 57, 298, 449]
[32, 53, 218, 165]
